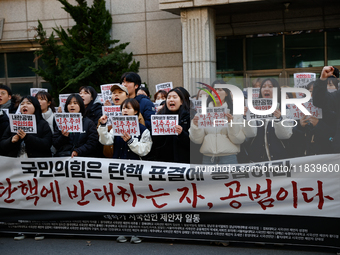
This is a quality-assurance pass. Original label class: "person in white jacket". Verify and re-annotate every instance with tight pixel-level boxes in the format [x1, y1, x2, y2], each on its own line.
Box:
[98, 98, 152, 160]
[189, 82, 245, 164]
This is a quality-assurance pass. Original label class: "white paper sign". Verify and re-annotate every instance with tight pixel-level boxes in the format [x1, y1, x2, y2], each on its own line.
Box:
[30, 88, 48, 97]
[110, 116, 140, 136]
[100, 84, 119, 105]
[58, 94, 71, 112]
[102, 105, 122, 125]
[288, 101, 323, 119]
[9, 114, 37, 134]
[97, 93, 104, 104]
[55, 113, 83, 133]
[294, 73, 316, 98]
[244, 88, 260, 99]
[191, 99, 202, 111]
[246, 99, 275, 120]
[197, 107, 228, 127]
[155, 82, 173, 93]
[151, 115, 178, 135]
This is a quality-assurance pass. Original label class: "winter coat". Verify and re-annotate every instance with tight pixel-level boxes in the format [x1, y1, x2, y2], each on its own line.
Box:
[98, 122, 152, 160]
[152, 106, 191, 163]
[0, 118, 52, 158]
[189, 112, 246, 157]
[53, 117, 98, 157]
[134, 94, 156, 130]
[290, 118, 335, 157]
[312, 78, 340, 152]
[85, 96, 103, 125]
[243, 116, 293, 162]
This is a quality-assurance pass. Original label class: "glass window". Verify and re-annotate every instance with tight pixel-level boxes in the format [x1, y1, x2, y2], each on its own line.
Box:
[246, 35, 283, 70]
[11, 83, 34, 96]
[285, 33, 324, 68]
[327, 31, 340, 66]
[0, 53, 5, 78]
[216, 38, 243, 72]
[7, 52, 35, 77]
[216, 73, 244, 89]
[41, 82, 52, 92]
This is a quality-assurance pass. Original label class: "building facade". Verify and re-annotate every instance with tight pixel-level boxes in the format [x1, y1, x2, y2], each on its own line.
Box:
[1, 0, 340, 97]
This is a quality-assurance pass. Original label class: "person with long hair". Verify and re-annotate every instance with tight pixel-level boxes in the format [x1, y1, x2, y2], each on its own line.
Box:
[0, 95, 52, 158]
[98, 98, 152, 160]
[153, 88, 191, 163]
[53, 94, 98, 158]
[244, 78, 293, 162]
[190, 81, 245, 164]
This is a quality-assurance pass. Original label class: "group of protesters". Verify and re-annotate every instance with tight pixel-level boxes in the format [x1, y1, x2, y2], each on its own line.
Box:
[1, 67, 340, 166]
[0, 67, 339, 243]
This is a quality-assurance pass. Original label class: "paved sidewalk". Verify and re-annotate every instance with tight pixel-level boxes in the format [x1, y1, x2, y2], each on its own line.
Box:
[0, 235, 338, 255]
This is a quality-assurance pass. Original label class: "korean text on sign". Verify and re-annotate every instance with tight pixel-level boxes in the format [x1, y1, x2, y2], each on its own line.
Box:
[155, 82, 173, 93]
[102, 106, 122, 125]
[294, 73, 316, 98]
[288, 101, 323, 119]
[111, 116, 140, 136]
[246, 99, 275, 120]
[55, 113, 83, 133]
[9, 114, 37, 134]
[58, 94, 71, 113]
[151, 115, 178, 135]
[244, 88, 260, 99]
[100, 84, 119, 105]
[30, 88, 48, 97]
[197, 107, 228, 127]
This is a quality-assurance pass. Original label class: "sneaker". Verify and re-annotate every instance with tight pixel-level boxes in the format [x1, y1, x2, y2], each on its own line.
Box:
[130, 236, 142, 244]
[14, 233, 25, 240]
[35, 234, 45, 241]
[116, 236, 127, 243]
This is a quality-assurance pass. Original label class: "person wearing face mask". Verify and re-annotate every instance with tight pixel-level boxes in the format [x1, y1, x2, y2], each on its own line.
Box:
[154, 90, 167, 113]
[312, 66, 340, 153]
[243, 78, 293, 162]
[0, 96, 52, 158]
[152, 88, 191, 163]
[289, 81, 336, 157]
[53, 94, 98, 158]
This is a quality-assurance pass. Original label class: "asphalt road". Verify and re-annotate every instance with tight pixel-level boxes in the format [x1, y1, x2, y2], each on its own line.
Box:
[0, 234, 338, 255]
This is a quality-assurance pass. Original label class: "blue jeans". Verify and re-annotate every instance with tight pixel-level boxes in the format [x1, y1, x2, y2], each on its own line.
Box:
[202, 154, 238, 165]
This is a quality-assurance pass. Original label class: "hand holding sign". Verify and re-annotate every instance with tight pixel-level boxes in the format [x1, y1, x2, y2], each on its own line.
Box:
[193, 115, 199, 127]
[100, 115, 108, 125]
[17, 129, 27, 139]
[175, 125, 183, 135]
[121, 132, 131, 142]
[11, 134, 20, 143]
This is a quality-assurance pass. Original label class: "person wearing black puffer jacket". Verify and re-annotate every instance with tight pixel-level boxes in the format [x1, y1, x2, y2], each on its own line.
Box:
[53, 94, 98, 158]
[312, 66, 340, 153]
[0, 85, 21, 153]
[0, 96, 52, 158]
[152, 88, 191, 163]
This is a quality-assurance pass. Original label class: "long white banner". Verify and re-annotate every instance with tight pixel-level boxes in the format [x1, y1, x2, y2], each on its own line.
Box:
[0, 155, 339, 218]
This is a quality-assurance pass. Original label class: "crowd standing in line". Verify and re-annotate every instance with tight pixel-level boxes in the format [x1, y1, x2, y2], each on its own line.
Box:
[0, 69, 339, 242]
